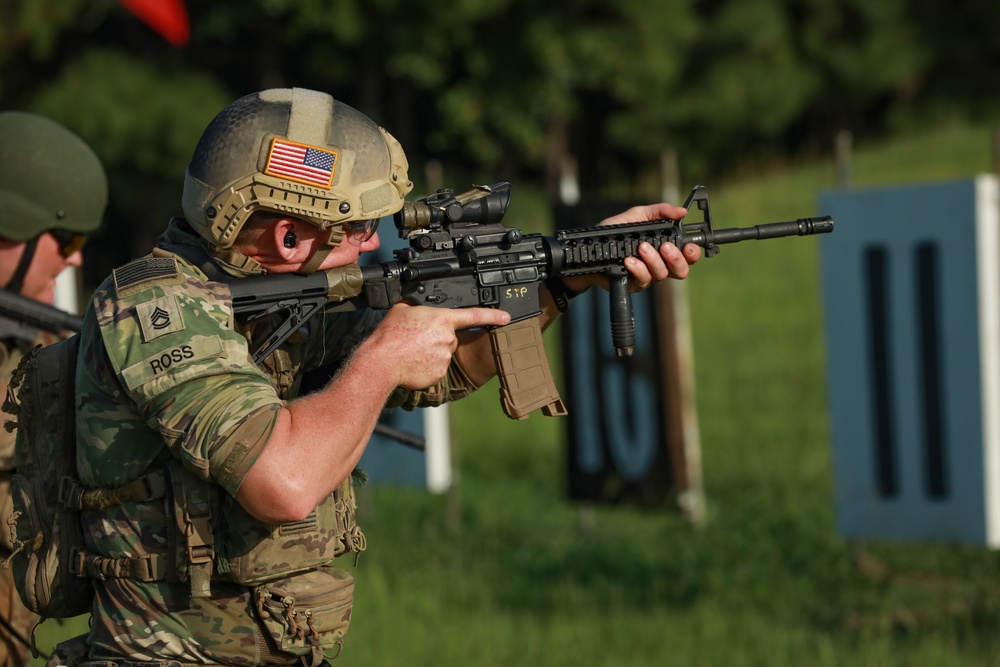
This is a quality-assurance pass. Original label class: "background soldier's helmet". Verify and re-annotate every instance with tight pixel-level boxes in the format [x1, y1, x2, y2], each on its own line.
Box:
[182, 88, 413, 250]
[0, 112, 108, 242]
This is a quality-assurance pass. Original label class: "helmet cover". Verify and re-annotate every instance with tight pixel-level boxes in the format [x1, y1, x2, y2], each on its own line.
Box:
[182, 88, 412, 249]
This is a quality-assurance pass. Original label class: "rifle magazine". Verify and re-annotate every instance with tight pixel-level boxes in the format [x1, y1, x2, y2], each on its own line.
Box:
[489, 317, 568, 420]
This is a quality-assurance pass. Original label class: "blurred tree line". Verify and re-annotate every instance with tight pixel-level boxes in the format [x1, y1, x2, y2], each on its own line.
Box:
[2, 0, 999, 284]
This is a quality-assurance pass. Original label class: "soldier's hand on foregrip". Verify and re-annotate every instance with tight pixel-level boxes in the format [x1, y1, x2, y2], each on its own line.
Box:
[562, 206, 701, 295]
[489, 316, 567, 420]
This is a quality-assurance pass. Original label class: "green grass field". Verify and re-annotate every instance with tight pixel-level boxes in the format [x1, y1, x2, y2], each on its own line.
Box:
[31, 120, 1000, 666]
[338, 121, 1000, 666]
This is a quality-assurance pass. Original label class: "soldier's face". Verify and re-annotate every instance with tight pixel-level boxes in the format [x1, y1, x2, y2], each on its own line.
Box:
[19, 231, 82, 304]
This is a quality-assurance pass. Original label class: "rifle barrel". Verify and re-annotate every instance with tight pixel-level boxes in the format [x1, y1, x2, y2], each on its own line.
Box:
[707, 216, 834, 245]
[0, 289, 82, 334]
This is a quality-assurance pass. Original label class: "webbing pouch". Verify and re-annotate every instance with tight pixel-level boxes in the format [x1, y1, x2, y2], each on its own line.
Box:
[2, 336, 94, 619]
[254, 565, 354, 666]
[165, 459, 216, 599]
[220, 477, 364, 586]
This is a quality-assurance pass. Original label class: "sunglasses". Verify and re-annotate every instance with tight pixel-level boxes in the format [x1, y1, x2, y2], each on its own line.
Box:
[343, 218, 380, 242]
[48, 229, 87, 258]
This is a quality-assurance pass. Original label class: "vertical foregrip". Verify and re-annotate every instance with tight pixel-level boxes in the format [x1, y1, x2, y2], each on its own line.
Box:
[608, 269, 635, 357]
[489, 317, 568, 420]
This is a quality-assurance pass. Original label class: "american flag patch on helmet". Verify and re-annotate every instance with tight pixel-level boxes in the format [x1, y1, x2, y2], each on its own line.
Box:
[264, 138, 337, 188]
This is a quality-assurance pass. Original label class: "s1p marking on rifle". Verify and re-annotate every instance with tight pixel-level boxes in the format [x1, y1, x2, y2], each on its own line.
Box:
[228, 183, 834, 420]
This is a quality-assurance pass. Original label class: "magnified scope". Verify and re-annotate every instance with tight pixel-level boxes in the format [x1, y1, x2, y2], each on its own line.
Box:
[393, 182, 512, 235]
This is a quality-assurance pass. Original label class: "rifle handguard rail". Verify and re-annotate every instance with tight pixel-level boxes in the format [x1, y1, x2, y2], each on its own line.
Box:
[227, 184, 835, 419]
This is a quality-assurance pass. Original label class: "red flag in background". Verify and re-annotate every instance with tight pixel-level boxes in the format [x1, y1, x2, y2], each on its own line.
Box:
[119, 0, 190, 46]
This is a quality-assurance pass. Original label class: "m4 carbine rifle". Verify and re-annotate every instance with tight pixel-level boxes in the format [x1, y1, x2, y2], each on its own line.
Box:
[229, 183, 834, 420]
[0, 289, 83, 340]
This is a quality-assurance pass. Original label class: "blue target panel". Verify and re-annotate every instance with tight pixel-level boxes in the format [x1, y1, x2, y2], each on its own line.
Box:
[820, 175, 1000, 547]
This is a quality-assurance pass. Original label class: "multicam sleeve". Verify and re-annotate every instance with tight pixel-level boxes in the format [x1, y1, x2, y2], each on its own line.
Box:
[96, 268, 283, 495]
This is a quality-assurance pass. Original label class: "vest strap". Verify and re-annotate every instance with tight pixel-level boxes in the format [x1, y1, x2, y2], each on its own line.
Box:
[71, 549, 168, 582]
[60, 470, 167, 512]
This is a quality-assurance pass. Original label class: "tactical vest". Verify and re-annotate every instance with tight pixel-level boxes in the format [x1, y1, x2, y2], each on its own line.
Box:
[76, 253, 366, 597]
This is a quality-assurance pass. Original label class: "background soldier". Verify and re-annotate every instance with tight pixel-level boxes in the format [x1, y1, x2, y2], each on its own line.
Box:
[68, 87, 698, 666]
[0, 111, 107, 667]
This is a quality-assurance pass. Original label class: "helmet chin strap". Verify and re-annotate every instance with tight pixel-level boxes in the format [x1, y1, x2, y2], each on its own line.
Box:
[297, 245, 332, 275]
[5, 237, 38, 294]
[295, 226, 342, 275]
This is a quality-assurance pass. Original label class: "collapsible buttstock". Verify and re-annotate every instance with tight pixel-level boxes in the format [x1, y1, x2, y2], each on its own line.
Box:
[489, 317, 568, 420]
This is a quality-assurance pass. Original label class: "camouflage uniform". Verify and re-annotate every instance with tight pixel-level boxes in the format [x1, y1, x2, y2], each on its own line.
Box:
[0, 111, 107, 666]
[74, 220, 469, 666]
[0, 331, 57, 667]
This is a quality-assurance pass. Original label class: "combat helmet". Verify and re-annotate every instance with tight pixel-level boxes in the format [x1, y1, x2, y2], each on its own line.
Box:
[0, 112, 108, 242]
[182, 88, 412, 269]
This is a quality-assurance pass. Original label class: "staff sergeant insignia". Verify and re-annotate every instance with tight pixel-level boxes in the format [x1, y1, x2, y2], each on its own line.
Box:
[150, 307, 171, 329]
[136, 294, 185, 342]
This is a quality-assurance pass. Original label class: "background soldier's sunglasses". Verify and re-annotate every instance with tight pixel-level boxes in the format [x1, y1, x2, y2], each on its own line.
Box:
[48, 229, 87, 257]
[343, 218, 379, 242]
